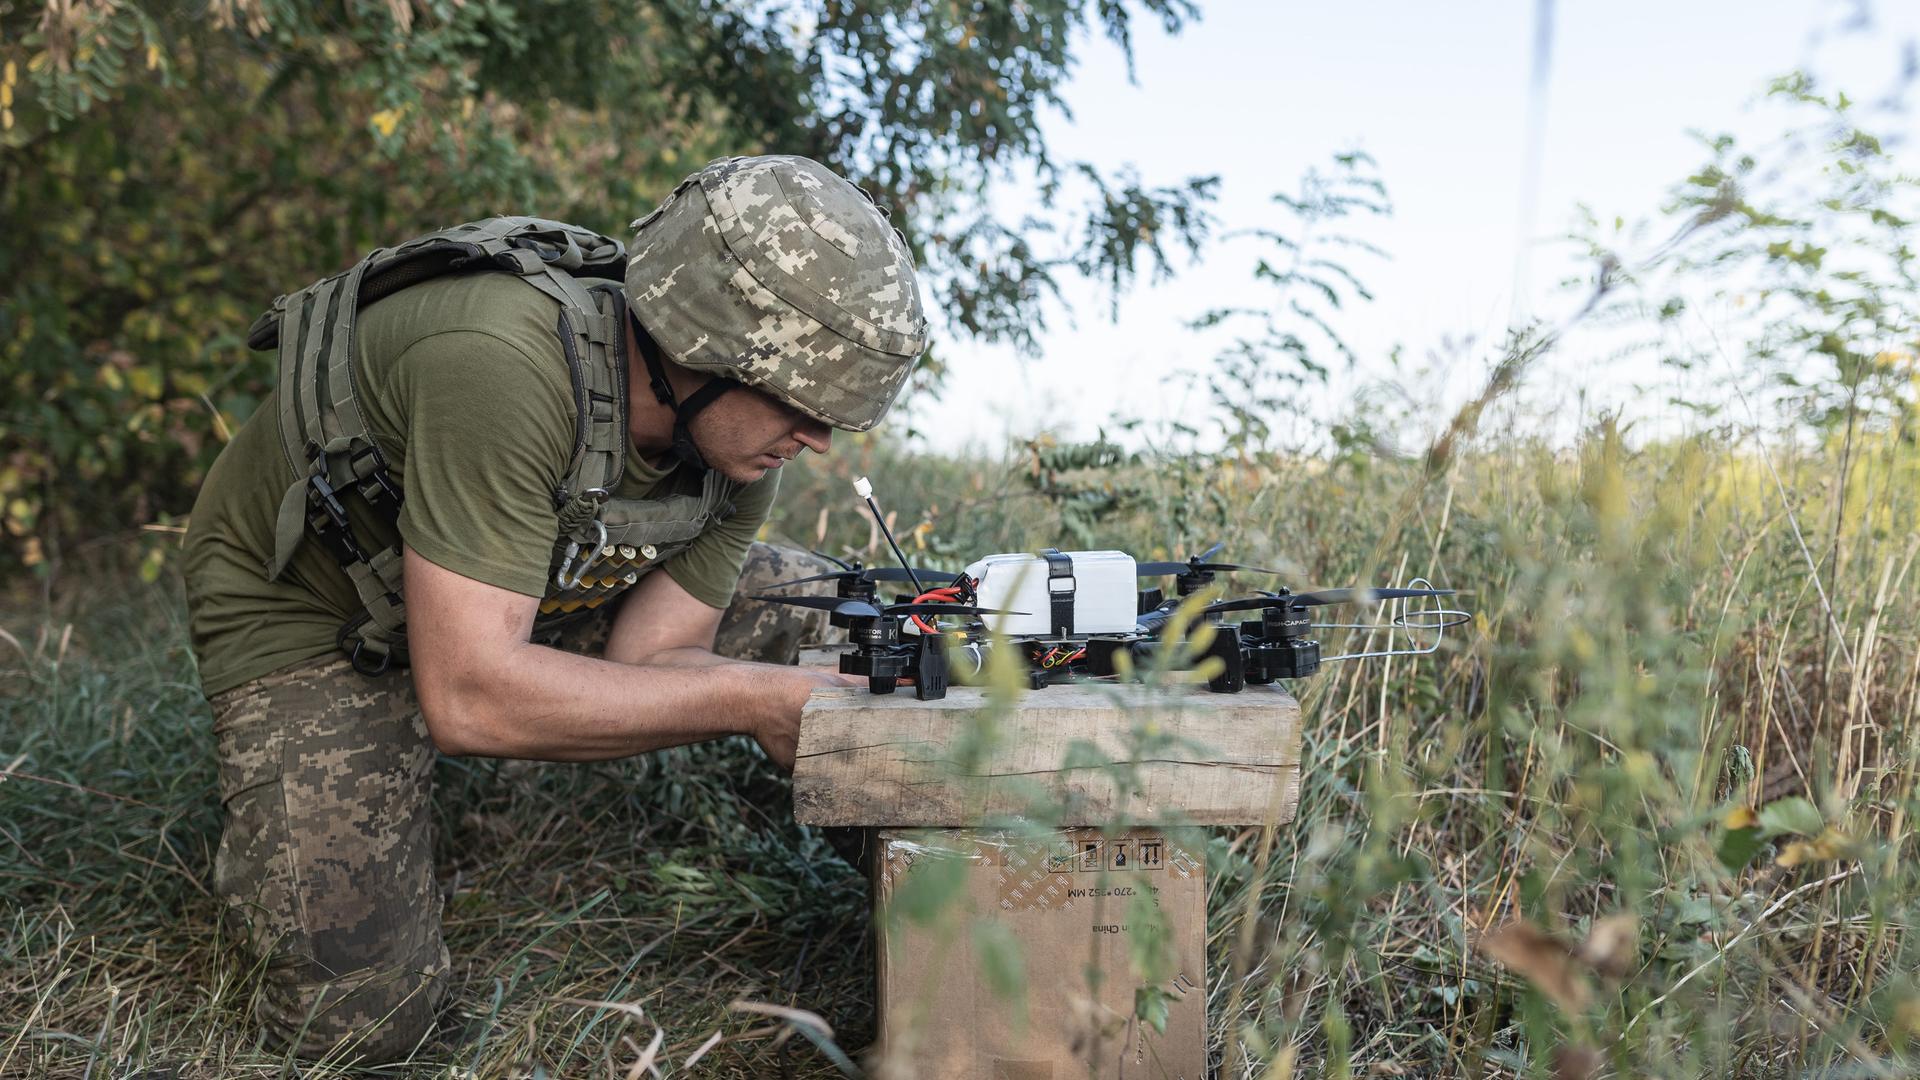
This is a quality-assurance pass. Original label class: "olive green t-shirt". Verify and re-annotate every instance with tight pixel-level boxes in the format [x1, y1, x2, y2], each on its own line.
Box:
[183, 272, 777, 696]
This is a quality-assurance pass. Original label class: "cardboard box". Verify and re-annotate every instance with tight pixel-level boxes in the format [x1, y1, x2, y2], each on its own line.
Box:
[873, 827, 1208, 1080]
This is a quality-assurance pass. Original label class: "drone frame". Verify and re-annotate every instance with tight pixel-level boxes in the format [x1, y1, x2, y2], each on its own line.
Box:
[764, 482, 1470, 697]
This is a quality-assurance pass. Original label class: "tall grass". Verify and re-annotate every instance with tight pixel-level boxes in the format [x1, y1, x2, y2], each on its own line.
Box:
[5, 69, 1916, 1077]
[1, 580, 875, 1077]
[4, 400, 1914, 1075]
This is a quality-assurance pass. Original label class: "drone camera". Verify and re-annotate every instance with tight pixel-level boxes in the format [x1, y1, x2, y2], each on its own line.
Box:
[1204, 624, 1247, 693]
[914, 634, 948, 701]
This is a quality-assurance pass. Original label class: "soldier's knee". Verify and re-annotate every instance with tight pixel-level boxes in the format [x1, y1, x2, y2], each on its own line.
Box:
[211, 657, 448, 1061]
[261, 958, 448, 1063]
[717, 543, 838, 663]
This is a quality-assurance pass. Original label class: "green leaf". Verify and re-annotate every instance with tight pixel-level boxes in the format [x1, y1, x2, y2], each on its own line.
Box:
[1758, 797, 1823, 838]
[1134, 984, 1171, 1034]
[1126, 889, 1174, 983]
[1717, 825, 1765, 874]
[1665, 891, 1717, 928]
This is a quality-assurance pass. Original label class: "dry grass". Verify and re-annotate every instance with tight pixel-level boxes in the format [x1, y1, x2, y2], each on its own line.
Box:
[4, 401, 1918, 1077]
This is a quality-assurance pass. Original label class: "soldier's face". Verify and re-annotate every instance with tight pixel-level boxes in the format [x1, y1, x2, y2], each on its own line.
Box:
[690, 384, 834, 483]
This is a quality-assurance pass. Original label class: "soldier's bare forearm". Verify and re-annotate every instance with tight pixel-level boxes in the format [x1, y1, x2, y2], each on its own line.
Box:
[405, 547, 813, 761]
[623, 644, 830, 676]
[621, 645, 732, 669]
[418, 641, 798, 760]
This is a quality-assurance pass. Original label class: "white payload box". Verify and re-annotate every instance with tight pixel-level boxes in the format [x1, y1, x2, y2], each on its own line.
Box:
[963, 549, 1139, 638]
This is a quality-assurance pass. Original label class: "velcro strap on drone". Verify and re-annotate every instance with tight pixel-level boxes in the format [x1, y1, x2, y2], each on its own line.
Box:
[1041, 547, 1075, 637]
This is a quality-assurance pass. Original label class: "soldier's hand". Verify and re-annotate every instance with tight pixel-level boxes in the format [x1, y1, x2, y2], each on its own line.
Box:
[756, 667, 863, 771]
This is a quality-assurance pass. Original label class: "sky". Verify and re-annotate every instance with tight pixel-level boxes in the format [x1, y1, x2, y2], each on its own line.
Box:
[904, 0, 1920, 453]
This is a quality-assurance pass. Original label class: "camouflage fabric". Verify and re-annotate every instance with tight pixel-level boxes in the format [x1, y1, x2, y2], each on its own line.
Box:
[209, 656, 446, 1064]
[626, 155, 929, 432]
[207, 543, 838, 1060]
[538, 542, 837, 657]
[713, 542, 838, 660]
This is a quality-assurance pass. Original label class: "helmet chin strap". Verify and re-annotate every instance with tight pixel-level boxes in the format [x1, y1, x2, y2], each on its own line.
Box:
[630, 310, 736, 472]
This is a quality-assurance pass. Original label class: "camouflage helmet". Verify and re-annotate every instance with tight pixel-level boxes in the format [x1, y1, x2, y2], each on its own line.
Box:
[625, 155, 930, 432]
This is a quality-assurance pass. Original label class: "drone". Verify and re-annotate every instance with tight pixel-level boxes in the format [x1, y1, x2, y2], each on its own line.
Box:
[755, 478, 1471, 700]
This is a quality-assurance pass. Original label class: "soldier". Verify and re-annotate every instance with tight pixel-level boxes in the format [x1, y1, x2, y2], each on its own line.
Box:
[181, 155, 927, 1061]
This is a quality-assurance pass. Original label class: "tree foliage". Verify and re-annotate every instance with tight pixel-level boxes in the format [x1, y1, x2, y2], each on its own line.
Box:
[1582, 74, 1919, 435]
[1187, 150, 1390, 452]
[0, 0, 1216, 574]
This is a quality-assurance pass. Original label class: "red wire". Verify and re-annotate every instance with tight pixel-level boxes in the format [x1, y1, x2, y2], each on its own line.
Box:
[910, 586, 963, 634]
[1033, 644, 1086, 670]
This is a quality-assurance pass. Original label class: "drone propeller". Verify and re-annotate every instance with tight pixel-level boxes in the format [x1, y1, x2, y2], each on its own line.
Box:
[1136, 559, 1287, 577]
[1202, 587, 1454, 615]
[1136, 540, 1286, 579]
[751, 594, 1023, 619]
[1288, 587, 1456, 608]
[751, 594, 888, 618]
[768, 565, 954, 589]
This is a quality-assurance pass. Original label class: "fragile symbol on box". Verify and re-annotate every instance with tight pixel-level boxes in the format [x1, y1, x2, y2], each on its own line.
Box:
[1170, 847, 1202, 877]
[1138, 838, 1164, 869]
[1108, 839, 1134, 871]
[1076, 840, 1101, 872]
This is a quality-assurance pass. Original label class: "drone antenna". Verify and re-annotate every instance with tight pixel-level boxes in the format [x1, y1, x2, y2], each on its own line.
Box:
[853, 477, 926, 596]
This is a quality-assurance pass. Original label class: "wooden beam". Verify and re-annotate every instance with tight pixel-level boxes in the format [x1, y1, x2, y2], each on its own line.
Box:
[792, 684, 1300, 827]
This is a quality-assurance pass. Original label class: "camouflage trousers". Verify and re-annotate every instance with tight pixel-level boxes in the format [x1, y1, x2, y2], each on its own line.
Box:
[206, 543, 835, 1063]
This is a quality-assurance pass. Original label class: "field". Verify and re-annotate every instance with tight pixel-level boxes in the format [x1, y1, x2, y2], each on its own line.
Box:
[5, 404, 1916, 1078]
[6, 1, 1919, 1075]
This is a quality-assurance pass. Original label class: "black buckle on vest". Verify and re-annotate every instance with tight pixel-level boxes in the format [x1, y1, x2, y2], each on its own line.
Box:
[1040, 548, 1075, 637]
[305, 472, 370, 567]
[336, 614, 395, 677]
[350, 443, 403, 526]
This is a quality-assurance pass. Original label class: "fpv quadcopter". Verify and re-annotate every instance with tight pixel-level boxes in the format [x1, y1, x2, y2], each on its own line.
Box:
[756, 478, 1471, 700]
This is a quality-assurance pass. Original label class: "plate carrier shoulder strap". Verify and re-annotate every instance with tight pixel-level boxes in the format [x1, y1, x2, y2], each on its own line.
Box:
[247, 216, 634, 675]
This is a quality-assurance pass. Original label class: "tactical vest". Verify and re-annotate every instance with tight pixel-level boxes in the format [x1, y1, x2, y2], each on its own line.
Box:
[246, 217, 740, 675]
